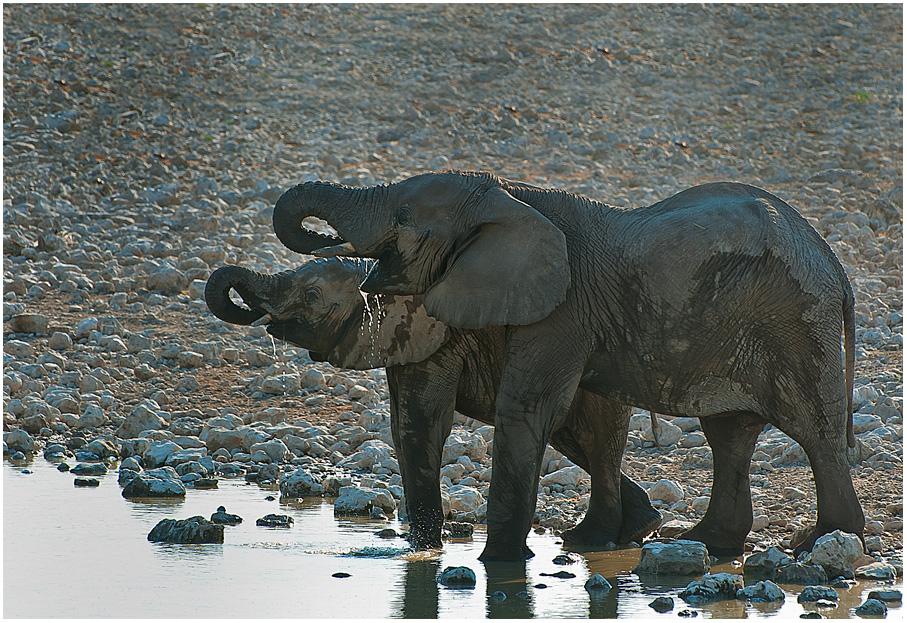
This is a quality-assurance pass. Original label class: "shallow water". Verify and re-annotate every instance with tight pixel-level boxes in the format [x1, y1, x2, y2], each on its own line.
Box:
[4, 458, 901, 619]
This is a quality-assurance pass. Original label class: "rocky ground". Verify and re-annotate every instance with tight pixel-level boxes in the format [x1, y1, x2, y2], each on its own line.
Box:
[3, 3, 902, 569]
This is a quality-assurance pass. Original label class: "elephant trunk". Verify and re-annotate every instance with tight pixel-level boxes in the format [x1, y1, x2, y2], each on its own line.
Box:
[205, 265, 288, 326]
[272, 181, 387, 256]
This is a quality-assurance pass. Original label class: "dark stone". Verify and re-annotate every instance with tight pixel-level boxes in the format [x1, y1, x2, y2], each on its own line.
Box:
[854, 598, 887, 616]
[70, 462, 108, 476]
[678, 610, 698, 618]
[191, 478, 218, 489]
[74, 477, 100, 487]
[540, 571, 576, 579]
[148, 516, 224, 544]
[210, 506, 243, 525]
[797, 585, 839, 603]
[868, 589, 902, 602]
[376, 528, 398, 538]
[534, 584, 548, 589]
[256, 513, 293, 527]
[552, 552, 583, 565]
[443, 522, 474, 538]
[776, 562, 828, 585]
[332, 572, 351, 578]
[650, 596, 674, 613]
[438, 566, 476, 588]
[121, 467, 186, 499]
[800, 613, 822, 619]
[57, 462, 71, 472]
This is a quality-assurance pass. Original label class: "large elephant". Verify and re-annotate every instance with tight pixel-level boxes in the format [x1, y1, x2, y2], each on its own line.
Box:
[269, 170, 864, 561]
[205, 257, 662, 550]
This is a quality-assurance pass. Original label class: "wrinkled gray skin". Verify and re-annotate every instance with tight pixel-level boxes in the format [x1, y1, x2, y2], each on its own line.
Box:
[205, 258, 662, 550]
[269, 170, 863, 562]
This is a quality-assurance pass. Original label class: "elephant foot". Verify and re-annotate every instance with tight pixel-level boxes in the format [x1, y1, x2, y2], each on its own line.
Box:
[562, 520, 618, 548]
[404, 529, 442, 550]
[679, 523, 747, 558]
[479, 543, 534, 562]
[619, 502, 663, 544]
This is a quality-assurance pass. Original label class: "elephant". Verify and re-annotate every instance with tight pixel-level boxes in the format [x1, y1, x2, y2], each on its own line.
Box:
[268, 170, 864, 561]
[205, 257, 663, 550]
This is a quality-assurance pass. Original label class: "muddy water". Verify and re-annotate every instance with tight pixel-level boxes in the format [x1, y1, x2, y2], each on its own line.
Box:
[3, 458, 900, 619]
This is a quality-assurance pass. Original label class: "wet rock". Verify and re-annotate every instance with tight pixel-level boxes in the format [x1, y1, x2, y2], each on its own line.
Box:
[736, 579, 785, 603]
[807, 530, 864, 579]
[438, 566, 476, 588]
[334, 485, 396, 515]
[855, 561, 897, 580]
[797, 585, 839, 603]
[553, 552, 583, 565]
[332, 572, 351, 578]
[540, 571, 576, 579]
[744, 546, 794, 578]
[679, 573, 743, 604]
[70, 462, 108, 476]
[121, 466, 186, 498]
[210, 506, 243, 525]
[775, 562, 828, 585]
[443, 522, 474, 537]
[868, 589, 901, 603]
[854, 598, 887, 617]
[635, 540, 710, 576]
[256, 514, 293, 528]
[584, 573, 612, 593]
[278, 468, 325, 498]
[148, 516, 224, 544]
[74, 477, 100, 487]
[649, 596, 674, 612]
[376, 528, 398, 538]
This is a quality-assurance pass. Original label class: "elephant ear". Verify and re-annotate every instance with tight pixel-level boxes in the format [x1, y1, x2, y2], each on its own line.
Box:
[326, 294, 448, 370]
[424, 187, 570, 329]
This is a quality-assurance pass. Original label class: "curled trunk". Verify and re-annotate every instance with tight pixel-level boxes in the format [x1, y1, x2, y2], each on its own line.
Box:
[205, 265, 271, 325]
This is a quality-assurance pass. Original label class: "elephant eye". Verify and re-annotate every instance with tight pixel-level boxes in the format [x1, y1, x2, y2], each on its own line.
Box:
[394, 206, 412, 227]
[304, 287, 321, 305]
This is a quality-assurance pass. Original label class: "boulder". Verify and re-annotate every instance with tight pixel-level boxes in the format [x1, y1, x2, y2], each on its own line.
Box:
[204, 427, 245, 452]
[648, 479, 684, 504]
[334, 486, 396, 515]
[867, 589, 902, 603]
[250, 439, 290, 463]
[743, 546, 794, 578]
[736, 580, 785, 603]
[82, 437, 119, 460]
[854, 561, 897, 580]
[122, 467, 186, 498]
[854, 598, 887, 617]
[796, 585, 839, 603]
[78, 404, 107, 428]
[338, 439, 394, 470]
[4, 430, 36, 454]
[148, 516, 224, 544]
[256, 514, 293, 527]
[540, 466, 589, 488]
[441, 432, 487, 464]
[70, 462, 108, 476]
[634, 540, 710, 576]
[584, 573, 612, 593]
[446, 485, 485, 516]
[775, 562, 827, 585]
[649, 597, 674, 612]
[278, 468, 325, 498]
[117, 402, 167, 439]
[74, 478, 100, 487]
[165, 448, 207, 467]
[142, 440, 182, 468]
[210, 506, 243, 525]
[679, 573, 743, 604]
[438, 566, 476, 588]
[807, 530, 863, 579]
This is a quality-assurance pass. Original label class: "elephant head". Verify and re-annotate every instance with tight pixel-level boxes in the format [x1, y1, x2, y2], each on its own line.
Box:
[205, 258, 448, 369]
[271, 171, 570, 329]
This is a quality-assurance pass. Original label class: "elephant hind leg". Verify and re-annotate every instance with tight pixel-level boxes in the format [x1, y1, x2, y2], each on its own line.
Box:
[681, 411, 766, 557]
[791, 439, 865, 555]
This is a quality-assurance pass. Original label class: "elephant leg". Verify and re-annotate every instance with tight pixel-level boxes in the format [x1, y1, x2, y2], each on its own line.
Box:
[387, 360, 458, 549]
[681, 411, 766, 556]
[479, 337, 585, 562]
[554, 393, 661, 546]
[790, 436, 865, 555]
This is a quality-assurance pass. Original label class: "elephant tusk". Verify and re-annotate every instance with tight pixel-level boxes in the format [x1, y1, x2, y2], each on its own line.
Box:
[251, 313, 272, 327]
[311, 241, 357, 258]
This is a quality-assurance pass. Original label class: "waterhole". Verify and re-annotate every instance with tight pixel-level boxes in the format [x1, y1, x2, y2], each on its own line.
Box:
[3, 459, 900, 618]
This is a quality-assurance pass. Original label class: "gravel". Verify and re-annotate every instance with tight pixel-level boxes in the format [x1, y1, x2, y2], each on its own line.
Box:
[3, 4, 902, 565]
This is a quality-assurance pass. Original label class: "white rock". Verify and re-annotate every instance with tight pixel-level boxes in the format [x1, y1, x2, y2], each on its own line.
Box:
[334, 485, 396, 515]
[441, 432, 487, 464]
[250, 439, 290, 463]
[648, 478, 684, 504]
[278, 468, 325, 498]
[635, 540, 710, 575]
[807, 530, 864, 578]
[117, 401, 168, 439]
[540, 466, 589, 488]
[143, 440, 182, 468]
[78, 404, 107, 428]
[447, 484, 485, 515]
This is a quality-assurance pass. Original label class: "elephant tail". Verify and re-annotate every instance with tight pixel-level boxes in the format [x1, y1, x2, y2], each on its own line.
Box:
[844, 281, 856, 448]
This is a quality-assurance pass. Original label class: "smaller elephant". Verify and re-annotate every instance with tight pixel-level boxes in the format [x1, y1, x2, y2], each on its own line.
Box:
[206, 258, 662, 550]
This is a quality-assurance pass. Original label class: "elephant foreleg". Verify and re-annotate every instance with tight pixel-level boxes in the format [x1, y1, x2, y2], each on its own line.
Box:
[387, 362, 458, 549]
[681, 411, 766, 557]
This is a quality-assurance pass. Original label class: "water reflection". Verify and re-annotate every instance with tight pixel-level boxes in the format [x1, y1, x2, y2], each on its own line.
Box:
[483, 561, 533, 618]
[397, 560, 440, 618]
